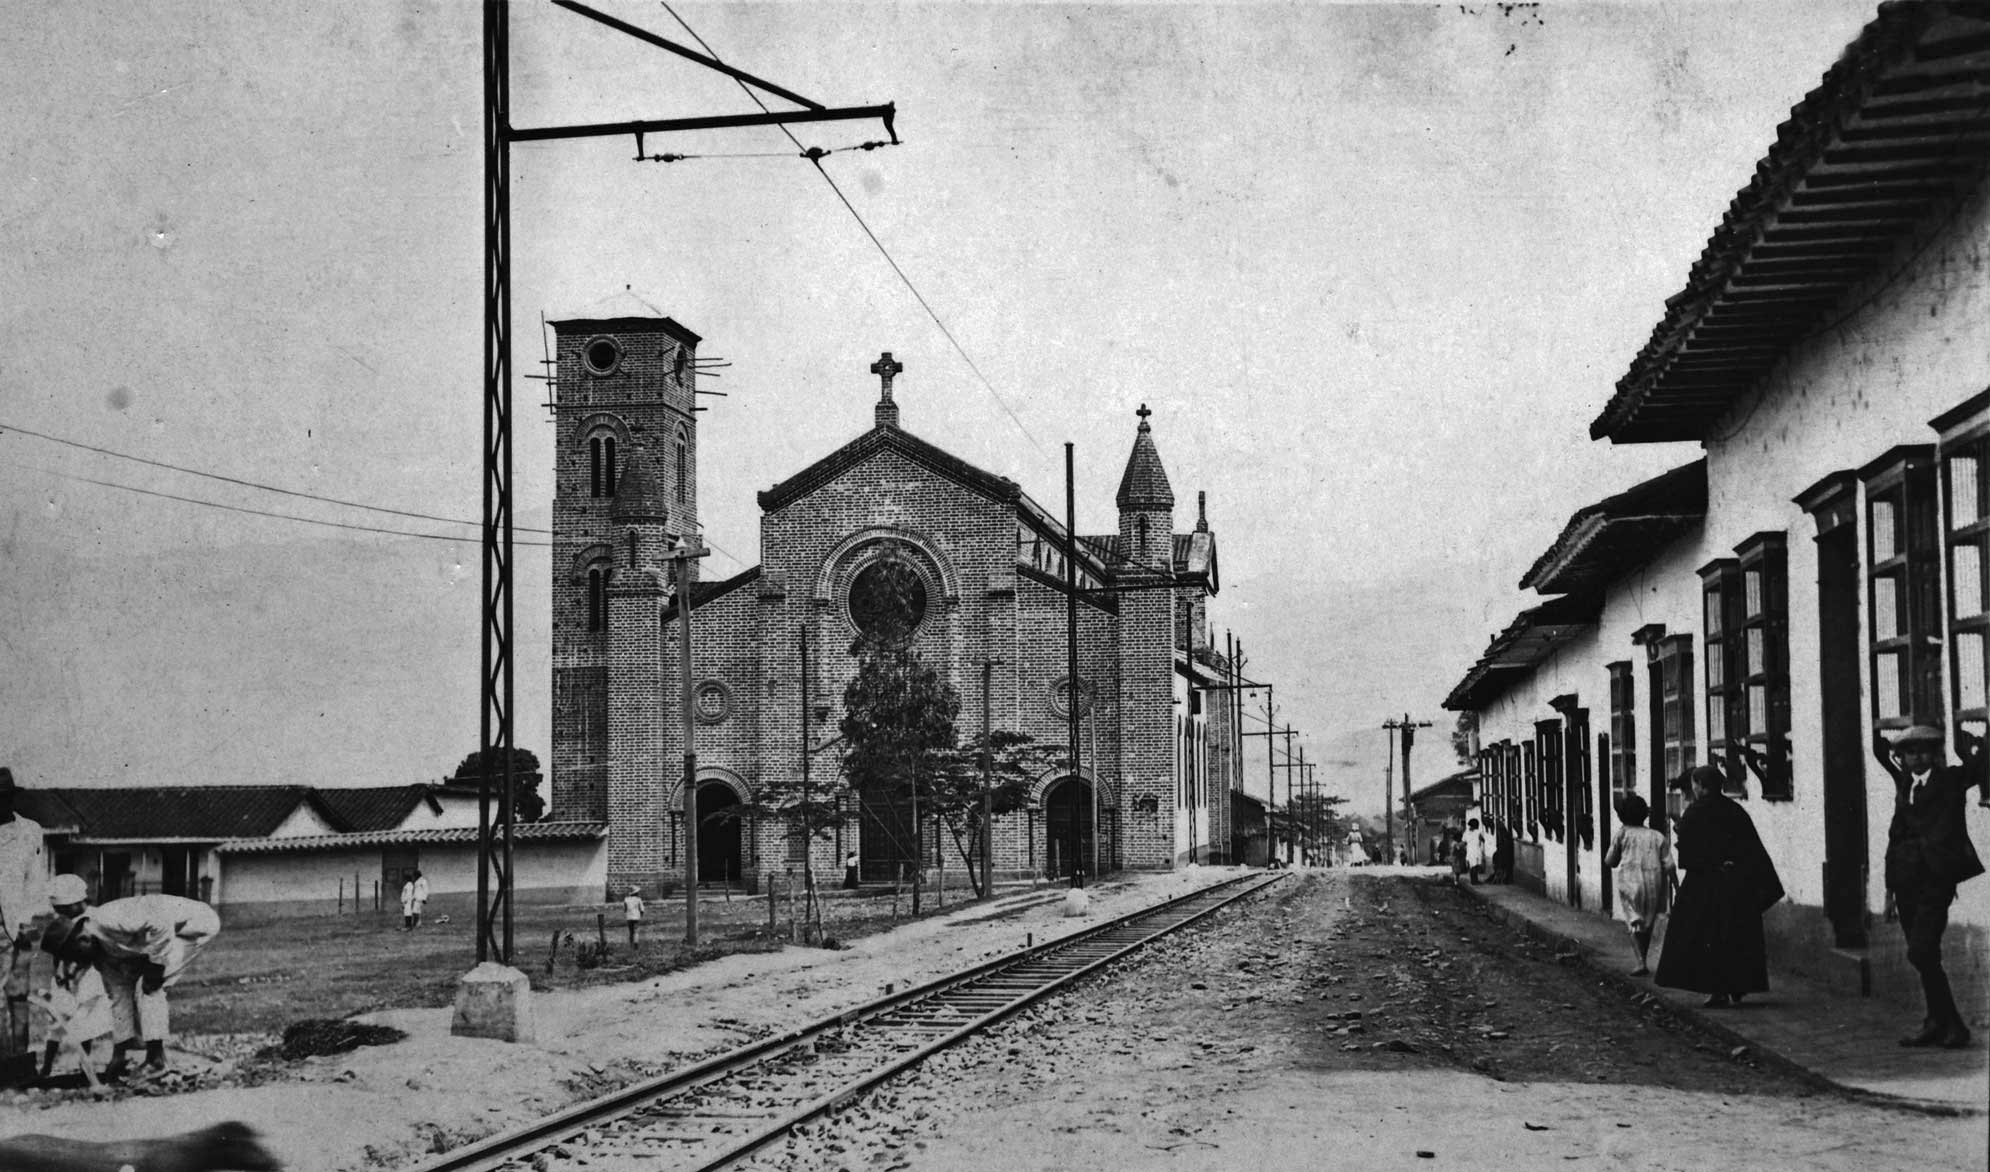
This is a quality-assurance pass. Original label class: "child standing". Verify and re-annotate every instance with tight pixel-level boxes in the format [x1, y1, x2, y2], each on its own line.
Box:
[622, 886, 645, 947]
[37, 952, 110, 1082]
[1604, 794, 1677, 976]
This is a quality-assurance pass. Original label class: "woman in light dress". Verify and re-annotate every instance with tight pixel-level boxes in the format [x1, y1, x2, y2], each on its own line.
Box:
[1603, 794, 1677, 975]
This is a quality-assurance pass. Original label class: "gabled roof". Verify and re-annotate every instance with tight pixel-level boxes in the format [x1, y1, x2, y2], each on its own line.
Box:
[1409, 767, 1478, 805]
[1593, 3, 1990, 443]
[1442, 593, 1604, 712]
[1077, 530, 1218, 591]
[44, 786, 328, 841]
[757, 425, 1022, 513]
[315, 787, 443, 834]
[26, 785, 472, 841]
[1519, 459, 1707, 594]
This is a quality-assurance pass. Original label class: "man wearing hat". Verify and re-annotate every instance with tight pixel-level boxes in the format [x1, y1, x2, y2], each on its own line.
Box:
[1873, 724, 1986, 1049]
[44, 874, 221, 1079]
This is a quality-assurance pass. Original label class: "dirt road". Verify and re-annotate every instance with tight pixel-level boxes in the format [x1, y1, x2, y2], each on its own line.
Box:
[743, 871, 1979, 1172]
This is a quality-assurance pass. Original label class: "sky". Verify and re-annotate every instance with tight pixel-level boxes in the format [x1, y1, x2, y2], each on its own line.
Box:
[0, 1, 1882, 813]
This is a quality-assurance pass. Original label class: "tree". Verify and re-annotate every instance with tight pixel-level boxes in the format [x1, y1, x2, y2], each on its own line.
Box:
[1289, 789, 1352, 863]
[450, 746, 545, 823]
[839, 641, 959, 914]
[1451, 711, 1479, 765]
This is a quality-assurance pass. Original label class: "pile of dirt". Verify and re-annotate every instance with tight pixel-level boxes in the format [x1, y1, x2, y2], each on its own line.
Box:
[268, 1020, 409, 1061]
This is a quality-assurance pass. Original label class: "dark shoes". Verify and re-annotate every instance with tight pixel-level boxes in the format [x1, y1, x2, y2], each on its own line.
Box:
[1899, 1021, 1972, 1049]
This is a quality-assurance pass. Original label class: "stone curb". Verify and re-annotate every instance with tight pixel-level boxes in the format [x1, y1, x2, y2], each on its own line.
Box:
[1447, 879, 1975, 1116]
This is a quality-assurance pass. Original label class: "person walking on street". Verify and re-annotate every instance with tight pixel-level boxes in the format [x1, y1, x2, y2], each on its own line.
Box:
[622, 886, 645, 947]
[1874, 724, 1985, 1049]
[0, 768, 45, 1084]
[1464, 817, 1491, 885]
[42, 875, 221, 1080]
[1604, 794, 1676, 976]
[1654, 766, 1783, 1007]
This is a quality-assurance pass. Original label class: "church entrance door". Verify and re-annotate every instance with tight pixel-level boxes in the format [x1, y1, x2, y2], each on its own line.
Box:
[857, 782, 918, 884]
[696, 783, 742, 886]
[1043, 777, 1094, 880]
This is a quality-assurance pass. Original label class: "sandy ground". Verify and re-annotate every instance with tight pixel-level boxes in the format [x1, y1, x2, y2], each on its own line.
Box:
[0, 867, 1979, 1172]
[0, 869, 1225, 1170]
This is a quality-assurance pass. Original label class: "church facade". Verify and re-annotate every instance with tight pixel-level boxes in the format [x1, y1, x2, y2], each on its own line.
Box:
[545, 300, 1237, 898]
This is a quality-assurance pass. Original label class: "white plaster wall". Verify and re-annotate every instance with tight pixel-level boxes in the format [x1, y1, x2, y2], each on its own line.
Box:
[215, 840, 607, 909]
[1699, 178, 1990, 934]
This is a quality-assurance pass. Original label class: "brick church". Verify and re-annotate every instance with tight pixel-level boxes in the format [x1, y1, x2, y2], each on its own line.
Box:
[546, 296, 1237, 897]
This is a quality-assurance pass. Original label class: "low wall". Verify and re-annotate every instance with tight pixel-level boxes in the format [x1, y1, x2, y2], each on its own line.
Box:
[215, 839, 606, 920]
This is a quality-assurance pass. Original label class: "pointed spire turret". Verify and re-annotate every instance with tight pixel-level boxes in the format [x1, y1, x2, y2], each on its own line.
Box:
[1114, 404, 1174, 511]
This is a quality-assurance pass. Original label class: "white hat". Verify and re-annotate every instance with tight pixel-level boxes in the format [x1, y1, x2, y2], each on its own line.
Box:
[48, 874, 87, 907]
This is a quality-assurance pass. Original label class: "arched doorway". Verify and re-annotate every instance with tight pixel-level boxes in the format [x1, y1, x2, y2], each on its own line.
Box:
[696, 782, 742, 886]
[1043, 777, 1094, 880]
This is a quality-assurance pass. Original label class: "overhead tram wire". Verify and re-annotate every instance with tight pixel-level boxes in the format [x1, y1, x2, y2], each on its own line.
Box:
[656, 1, 1043, 454]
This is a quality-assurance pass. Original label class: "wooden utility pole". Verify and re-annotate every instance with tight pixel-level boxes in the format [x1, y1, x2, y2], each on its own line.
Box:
[676, 539, 711, 943]
[1384, 714, 1432, 865]
[971, 657, 1004, 900]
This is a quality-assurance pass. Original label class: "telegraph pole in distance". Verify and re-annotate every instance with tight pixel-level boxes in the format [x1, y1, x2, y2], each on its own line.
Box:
[970, 657, 1005, 900]
[1383, 714, 1432, 866]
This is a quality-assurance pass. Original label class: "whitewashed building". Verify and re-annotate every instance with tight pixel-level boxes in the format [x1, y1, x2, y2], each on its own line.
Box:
[1444, 4, 1990, 1015]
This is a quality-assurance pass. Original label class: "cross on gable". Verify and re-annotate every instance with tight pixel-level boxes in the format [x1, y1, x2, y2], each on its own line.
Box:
[870, 352, 904, 402]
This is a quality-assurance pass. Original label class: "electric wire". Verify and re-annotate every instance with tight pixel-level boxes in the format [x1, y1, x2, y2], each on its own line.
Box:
[0, 419, 553, 535]
[657, 1, 1043, 453]
[12, 462, 550, 547]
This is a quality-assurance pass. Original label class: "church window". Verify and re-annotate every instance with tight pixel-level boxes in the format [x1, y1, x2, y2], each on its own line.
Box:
[583, 336, 622, 377]
[590, 435, 618, 498]
[675, 432, 689, 503]
[848, 558, 927, 644]
[587, 567, 607, 633]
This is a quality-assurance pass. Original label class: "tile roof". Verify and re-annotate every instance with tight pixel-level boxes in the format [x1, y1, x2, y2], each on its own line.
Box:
[45, 786, 323, 841]
[1594, 3, 1990, 443]
[29, 785, 468, 841]
[1518, 459, 1708, 594]
[213, 820, 607, 855]
[1442, 594, 1604, 712]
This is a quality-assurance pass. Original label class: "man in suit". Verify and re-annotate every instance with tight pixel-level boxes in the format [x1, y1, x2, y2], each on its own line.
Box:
[1874, 724, 1986, 1049]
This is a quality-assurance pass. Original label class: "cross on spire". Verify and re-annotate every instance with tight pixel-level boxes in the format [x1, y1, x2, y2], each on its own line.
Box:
[1136, 403, 1152, 425]
[870, 352, 904, 402]
[870, 351, 905, 428]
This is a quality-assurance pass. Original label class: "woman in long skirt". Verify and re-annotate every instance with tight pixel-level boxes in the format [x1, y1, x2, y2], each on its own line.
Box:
[1654, 766, 1785, 1006]
[1603, 794, 1675, 975]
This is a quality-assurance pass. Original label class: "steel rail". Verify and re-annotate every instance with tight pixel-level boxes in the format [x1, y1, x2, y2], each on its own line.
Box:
[407, 872, 1284, 1172]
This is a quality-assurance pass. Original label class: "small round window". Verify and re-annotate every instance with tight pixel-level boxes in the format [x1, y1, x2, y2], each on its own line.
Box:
[583, 337, 622, 376]
[848, 559, 928, 644]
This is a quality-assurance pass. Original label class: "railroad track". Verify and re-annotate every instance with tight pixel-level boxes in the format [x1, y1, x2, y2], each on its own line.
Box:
[409, 871, 1286, 1172]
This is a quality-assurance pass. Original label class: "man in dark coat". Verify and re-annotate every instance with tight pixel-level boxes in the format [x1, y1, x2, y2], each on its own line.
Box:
[1874, 724, 1985, 1049]
[1653, 765, 1784, 1007]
